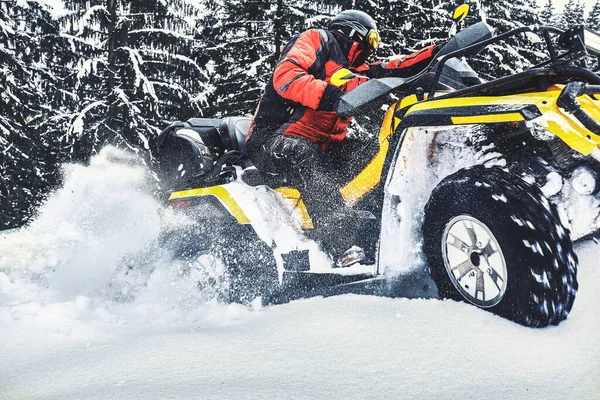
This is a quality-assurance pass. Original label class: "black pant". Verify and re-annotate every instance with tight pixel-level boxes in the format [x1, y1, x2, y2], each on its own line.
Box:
[246, 134, 361, 256]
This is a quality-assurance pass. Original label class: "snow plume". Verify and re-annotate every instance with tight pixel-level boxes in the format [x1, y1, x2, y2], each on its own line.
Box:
[0, 147, 244, 337]
[379, 126, 479, 278]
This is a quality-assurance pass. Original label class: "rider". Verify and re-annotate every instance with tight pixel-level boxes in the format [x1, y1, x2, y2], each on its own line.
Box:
[245, 10, 439, 265]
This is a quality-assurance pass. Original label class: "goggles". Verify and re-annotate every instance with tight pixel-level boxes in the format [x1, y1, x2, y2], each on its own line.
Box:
[334, 21, 380, 53]
[366, 29, 380, 52]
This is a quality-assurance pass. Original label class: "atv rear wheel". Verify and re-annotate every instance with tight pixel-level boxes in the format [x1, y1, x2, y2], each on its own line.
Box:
[422, 165, 578, 327]
[211, 229, 280, 305]
[163, 223, 279, 305]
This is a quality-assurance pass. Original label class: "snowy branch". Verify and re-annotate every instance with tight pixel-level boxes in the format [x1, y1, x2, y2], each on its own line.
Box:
[68, 100, 106, 138]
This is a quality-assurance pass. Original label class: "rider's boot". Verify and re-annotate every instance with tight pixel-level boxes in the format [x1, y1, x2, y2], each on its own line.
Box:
[335, 245, 366, 268]
[310, 209, 369, 267]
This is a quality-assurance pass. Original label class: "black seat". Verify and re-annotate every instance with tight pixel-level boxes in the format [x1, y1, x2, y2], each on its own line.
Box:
[220, 117, 251, 154]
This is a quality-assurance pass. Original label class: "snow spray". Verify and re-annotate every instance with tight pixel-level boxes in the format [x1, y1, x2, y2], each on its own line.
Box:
[0, 147, 248, 334]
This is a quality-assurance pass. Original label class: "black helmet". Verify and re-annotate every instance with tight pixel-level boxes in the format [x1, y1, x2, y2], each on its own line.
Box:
[329, 10, 380, 54]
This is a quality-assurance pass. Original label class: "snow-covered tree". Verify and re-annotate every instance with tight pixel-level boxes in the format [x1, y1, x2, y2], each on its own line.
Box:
[1, 0, 216, 228]
[203, 0, 275, 116]
[467, 0, 542, 78]
[124, 1, 213, 123]
[560, 0, 585, 28]
[539, 0, 557, 26]
[57, 0, 213, 157]
[0, 0, 72, 229]
[587, 0, 600, 31]
[587, 0, 600, 71]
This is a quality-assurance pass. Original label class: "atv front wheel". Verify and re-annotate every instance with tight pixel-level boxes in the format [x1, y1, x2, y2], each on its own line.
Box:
[422, 165, 578, 327]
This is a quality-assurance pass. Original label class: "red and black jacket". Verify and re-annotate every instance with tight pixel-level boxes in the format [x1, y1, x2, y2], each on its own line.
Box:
[246, 28, 438, 149]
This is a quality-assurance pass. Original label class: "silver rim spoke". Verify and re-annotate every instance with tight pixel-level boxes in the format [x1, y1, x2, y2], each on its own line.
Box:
[481, 240, 495, 258]
[452, 260, 475, 280]
[463, 221, 478, 246]
[476, 270, 485, 299]
[447, 233, 469, 252]
[485, 260, 504, 291]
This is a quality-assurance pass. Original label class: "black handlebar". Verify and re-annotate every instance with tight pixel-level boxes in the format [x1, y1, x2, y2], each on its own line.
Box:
[557, 82, 600, 136]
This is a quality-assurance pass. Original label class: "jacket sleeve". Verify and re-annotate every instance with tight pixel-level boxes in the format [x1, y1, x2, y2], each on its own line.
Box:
[272, 29, 341, 110]
[367, 45, 439, 79]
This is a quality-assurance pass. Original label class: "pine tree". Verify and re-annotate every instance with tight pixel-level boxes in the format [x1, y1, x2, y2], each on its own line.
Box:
[0, 0, 71, 229]
[560, 0, 585, 28]
[124, 1, 213, 123]
[58, 0, 213, 156]
[469, 0, 542, 78]
[588, 0, 600, 31]
[539, 0, 556, 26]
[587, 0, 600, 71]
[204, 0, 275, 117]
[1, 0, 216, 228]
[574, 1, 585, 25]
[389, 0, 453, 54]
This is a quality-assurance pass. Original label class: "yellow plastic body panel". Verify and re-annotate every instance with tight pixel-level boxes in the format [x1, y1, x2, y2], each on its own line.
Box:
[274, 188, 314, 229]
[451, 112, 525, 124]
[537, 93, 600, 156]
[340, 103, 400, 205]
[403, 88, 600, 156]
[168, 186, 250, 224]
[169, 185, 315, 228]
[398, 94, 420, 109]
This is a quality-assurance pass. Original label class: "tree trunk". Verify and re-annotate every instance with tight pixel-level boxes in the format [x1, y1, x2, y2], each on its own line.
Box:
[274, 0, 283, 62]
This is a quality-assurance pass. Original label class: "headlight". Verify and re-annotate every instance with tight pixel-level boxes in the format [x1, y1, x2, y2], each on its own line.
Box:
[585, 28, 600, 56]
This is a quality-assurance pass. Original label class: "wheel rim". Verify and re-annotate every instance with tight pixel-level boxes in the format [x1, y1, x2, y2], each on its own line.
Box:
[441, 215, 508, 308]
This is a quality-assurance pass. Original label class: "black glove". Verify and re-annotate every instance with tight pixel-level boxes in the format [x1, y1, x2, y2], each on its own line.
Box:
[318, 84, 344, 112]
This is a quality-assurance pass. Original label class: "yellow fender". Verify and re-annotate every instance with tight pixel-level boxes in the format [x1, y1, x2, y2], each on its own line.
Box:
[169, 186, 250, 224]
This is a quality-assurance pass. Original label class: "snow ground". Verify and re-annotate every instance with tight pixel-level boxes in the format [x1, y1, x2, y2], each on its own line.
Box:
[1, 147, 599, 399]
[1, 247, 599, 400]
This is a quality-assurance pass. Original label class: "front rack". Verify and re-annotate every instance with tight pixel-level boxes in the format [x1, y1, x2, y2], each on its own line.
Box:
[425, 25, 599, 99]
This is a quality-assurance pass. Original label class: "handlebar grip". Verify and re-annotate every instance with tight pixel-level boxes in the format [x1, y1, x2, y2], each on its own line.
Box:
[585, 85, 600, 95]
[557, 82, 600, 136]
[557, 82, 586, 112]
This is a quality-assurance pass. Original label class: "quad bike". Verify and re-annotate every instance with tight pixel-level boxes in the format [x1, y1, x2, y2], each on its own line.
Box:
[155, 7, 600, 327]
